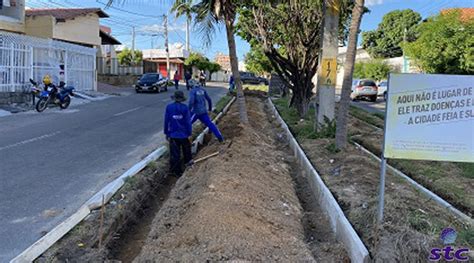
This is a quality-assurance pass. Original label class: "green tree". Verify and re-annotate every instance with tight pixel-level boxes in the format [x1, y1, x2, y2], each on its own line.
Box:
[192, 0, 249, 123]
[238, 1, 354, 117]
[171, 0, 193, 51]
[361, 9, 421, 58]
[117, 47, 143, 66]
[206, 62, 221, 78]
[244, 45, 273, 76]
[237, 1, 323, 117]
[404, 11, 474, 74]
[184, 52, 221, 78]
[353, 59, 392, 81]
[185, 52, 209, 70]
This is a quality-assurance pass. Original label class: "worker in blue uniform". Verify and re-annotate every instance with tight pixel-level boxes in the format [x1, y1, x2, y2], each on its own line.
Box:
[188, 81, 224, 142]
[164, 90, 192, 176]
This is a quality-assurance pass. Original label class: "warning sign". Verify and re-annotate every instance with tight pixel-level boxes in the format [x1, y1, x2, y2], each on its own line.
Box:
[384, 74, 474, 163]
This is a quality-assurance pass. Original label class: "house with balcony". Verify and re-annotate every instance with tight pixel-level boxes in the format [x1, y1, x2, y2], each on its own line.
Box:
[142, 43, 190, 79]
[1, 7, 118, 104]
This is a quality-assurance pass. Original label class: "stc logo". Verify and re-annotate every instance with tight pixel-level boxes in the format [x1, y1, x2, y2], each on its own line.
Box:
[429, 228, 470, 261]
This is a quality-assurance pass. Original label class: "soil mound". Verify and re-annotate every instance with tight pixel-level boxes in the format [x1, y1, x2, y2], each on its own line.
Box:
[134, 97, 317, 262]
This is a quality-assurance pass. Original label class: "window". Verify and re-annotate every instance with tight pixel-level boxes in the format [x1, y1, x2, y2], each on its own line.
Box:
[360, 80, 376, 86]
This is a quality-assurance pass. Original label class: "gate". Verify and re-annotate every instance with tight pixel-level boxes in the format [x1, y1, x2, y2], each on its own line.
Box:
[0, 31, 96, 93]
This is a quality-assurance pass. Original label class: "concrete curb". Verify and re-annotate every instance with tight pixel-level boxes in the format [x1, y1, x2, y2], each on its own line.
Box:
[11, 95, 236, 262]
[11, 205, 91, 263]
[268, 98, 370, 263]
[86, 146, 167, 210]
[353, 142, 474, 226]
[10, 146, 167, 263]
[192, 96, 236, 154]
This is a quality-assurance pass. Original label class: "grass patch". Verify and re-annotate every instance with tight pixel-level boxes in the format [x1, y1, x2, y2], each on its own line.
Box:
[349, 106, 384, 128]
[243, 84, 269, 93]
[458, 162, 474, 179]
[214, 94, 232, 113]
[458, 227, 474, 246]
[273, 97, 337, 140]
[325, 141, 340, 153]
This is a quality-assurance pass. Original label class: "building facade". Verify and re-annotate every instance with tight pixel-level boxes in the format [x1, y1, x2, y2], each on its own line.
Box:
[0, 0, 25, 33]
[214, 52, 231, 72]
[142, 45, 190, 79]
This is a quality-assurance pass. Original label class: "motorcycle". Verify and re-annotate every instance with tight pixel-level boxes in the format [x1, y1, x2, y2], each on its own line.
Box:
[30, 79, 75, 112]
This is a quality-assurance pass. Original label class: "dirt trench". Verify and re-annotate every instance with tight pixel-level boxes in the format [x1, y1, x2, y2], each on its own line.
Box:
[36, 95, 348, 262]
[133, 96, 348, 262]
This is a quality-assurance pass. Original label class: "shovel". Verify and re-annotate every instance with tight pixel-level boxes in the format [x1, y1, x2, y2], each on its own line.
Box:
[187, 140, 233, 166]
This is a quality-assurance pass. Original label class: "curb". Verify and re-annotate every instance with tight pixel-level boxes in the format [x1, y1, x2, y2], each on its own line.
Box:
[353, 142, 474, 226]
[268, 98, 370, 263]
[11, 206, 91, 263]
[10, 147, 167, 263]
[86, 146, 167, 210]
[11, 95, 237, 263]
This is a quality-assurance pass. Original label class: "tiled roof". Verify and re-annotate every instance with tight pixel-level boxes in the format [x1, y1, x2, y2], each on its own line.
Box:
[441, 8, 474, 21]
[26, 8, 109, 20]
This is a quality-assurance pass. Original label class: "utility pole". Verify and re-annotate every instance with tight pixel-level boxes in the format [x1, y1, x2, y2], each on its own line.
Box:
[402, 27, 408, 73]
[185, 17, 190, 51]
[131, 26, 136, 62]
[316, 0, 340, 128]
[164, 14, 170, 78]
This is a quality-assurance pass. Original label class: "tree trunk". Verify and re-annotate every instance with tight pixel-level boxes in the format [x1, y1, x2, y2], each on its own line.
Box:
[291, 83, 311, 118]
[335, 0, 365, 149]
[288, 68, 314, 118]
[225, 18, 249, 124]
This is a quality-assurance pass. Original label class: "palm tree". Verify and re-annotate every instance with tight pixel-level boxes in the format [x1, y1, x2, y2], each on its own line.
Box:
[171, 0, 192, 51]
[192, 0, 249, 123]
[335, 0, 365, 149]
[106, 0, 250, 123]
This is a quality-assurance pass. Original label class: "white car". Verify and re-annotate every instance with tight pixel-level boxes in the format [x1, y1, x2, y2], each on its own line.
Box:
[378, 80, 388, 101]
[351, 79, 378, 102]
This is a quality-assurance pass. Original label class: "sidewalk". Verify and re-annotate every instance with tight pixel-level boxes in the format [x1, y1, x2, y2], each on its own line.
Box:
[97, 82, 135, 95]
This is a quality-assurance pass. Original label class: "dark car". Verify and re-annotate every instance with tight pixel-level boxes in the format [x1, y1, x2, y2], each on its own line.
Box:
[240, 72, 268, 85]
[135, 73, 168, 93]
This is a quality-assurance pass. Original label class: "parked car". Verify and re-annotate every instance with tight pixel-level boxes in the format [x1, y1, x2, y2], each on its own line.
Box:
[135, 73, 168, 93]
[240, 72, 268, 85]
[350, 79, 378, 102]
[377, 80, 388, 101]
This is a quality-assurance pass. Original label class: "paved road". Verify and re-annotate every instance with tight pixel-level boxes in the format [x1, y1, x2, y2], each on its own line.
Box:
[0, 84, 227, 261]
[351, 98, 386, 114]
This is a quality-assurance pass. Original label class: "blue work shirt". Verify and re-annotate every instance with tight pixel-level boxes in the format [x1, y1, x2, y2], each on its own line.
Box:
[188, 85, 212, 116]
[164, 102, 192, 139]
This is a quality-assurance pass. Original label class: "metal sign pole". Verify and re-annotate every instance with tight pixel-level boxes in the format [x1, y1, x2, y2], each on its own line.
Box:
[377, 73, 391, 225]
[377, 157, 387, 224]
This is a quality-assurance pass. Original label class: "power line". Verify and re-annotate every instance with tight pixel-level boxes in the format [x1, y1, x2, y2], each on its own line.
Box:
[96, 0, 161, 18]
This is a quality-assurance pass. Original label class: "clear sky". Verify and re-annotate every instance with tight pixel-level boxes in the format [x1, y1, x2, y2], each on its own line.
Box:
[26, 0, 474, 61]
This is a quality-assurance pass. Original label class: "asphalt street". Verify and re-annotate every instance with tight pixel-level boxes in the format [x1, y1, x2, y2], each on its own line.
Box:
[351, 98, 386, 114]
[0, 84, 227, 261]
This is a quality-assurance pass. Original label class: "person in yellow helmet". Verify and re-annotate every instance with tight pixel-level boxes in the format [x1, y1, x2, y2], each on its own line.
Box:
[42, 75, 52, 86]
[42, 75, 59, 101]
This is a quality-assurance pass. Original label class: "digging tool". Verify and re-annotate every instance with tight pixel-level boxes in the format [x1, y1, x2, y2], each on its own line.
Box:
[187, 140, 233, 166]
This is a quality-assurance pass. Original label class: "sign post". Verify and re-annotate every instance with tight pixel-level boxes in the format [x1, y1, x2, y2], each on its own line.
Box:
[378, 73, 474, 224]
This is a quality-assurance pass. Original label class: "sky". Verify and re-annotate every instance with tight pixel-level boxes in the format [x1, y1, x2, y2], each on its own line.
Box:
[26, 0, 474, 61]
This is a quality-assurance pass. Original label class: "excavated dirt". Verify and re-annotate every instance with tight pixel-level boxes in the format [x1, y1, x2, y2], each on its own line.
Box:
[134, 96, 348, 262]
[301, 132, 470, 262]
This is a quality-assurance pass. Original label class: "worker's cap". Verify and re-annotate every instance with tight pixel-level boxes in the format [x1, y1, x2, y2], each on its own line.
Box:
[171, 90, 186, 102]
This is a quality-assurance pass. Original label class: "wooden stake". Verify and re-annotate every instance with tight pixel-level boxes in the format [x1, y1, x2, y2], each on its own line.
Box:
[98, 195, 105, 249]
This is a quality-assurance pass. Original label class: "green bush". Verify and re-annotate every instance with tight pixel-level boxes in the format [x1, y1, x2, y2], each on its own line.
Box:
[353, 59, 393, 81]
